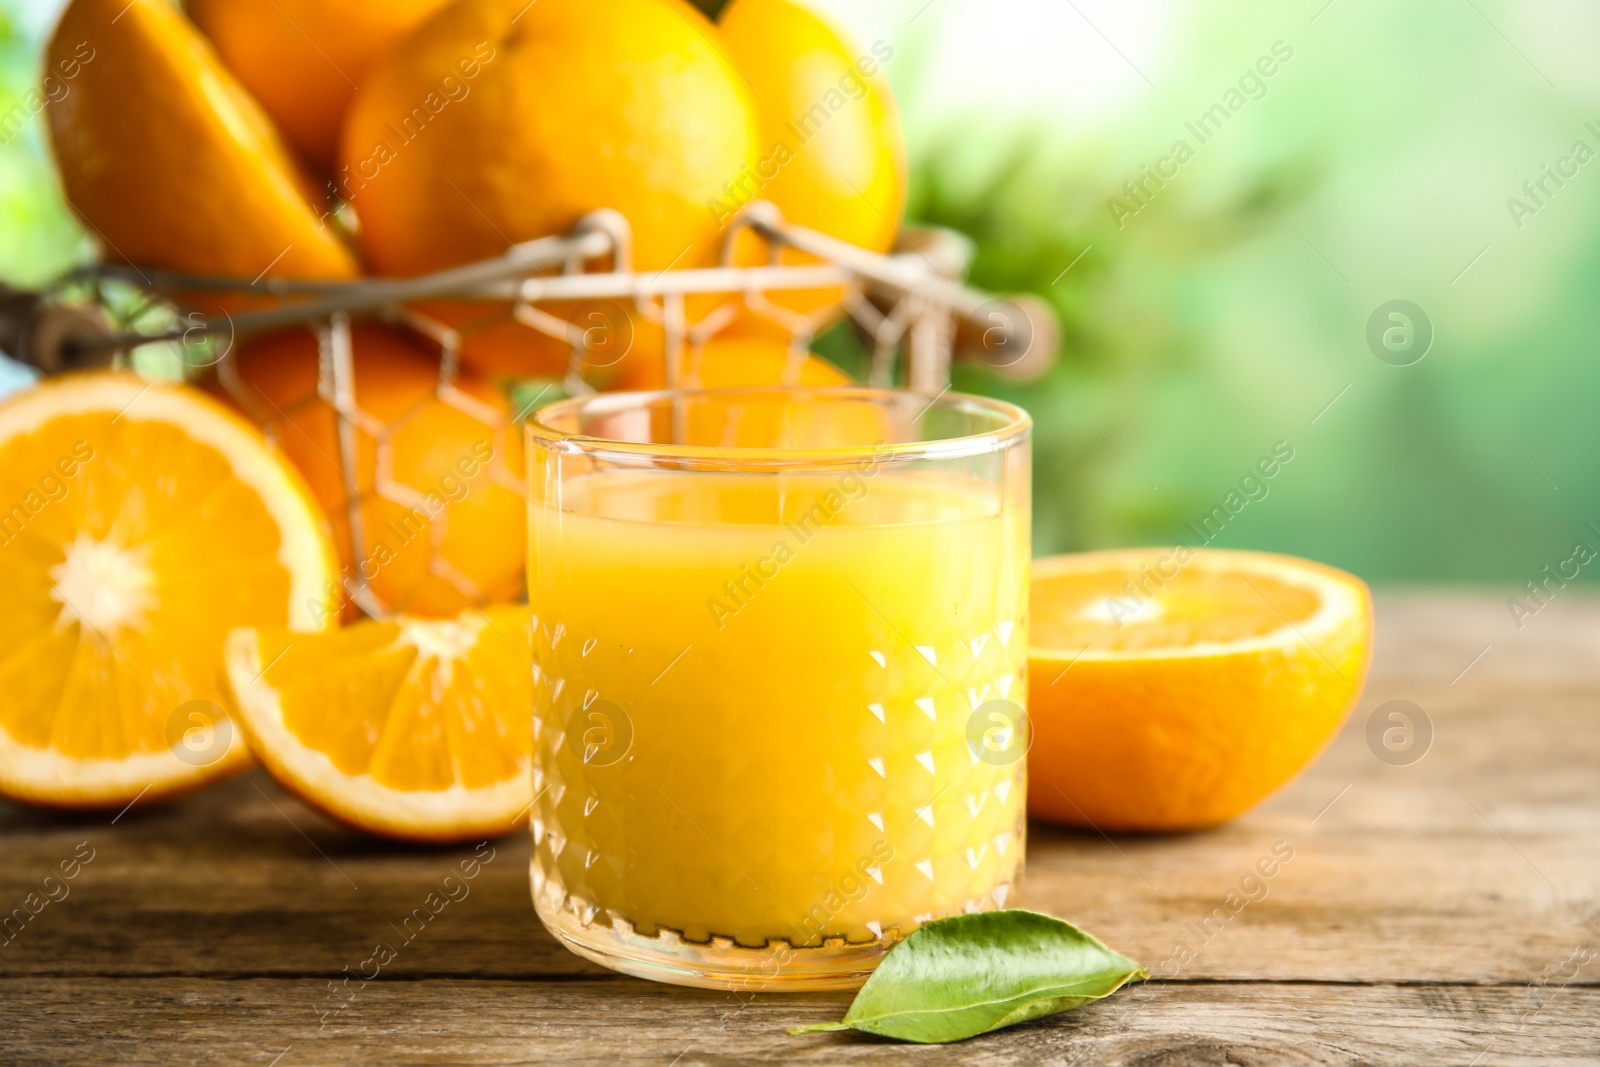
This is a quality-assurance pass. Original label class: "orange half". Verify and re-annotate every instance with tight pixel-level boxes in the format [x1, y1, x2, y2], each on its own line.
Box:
[0, 373, 337, 807]
[1027, 548, 1372, 831]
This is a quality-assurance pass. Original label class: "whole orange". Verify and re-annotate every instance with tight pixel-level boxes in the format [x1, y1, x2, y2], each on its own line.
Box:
[717, 0, 905, 254]
[189, 0, 454, 171]
[339, 0, 758, 379]
[214, 323, 524, 618]
[410, 297, 648, 386]
[609, 331, 852, 391]
[716, 0, 906, 334]
[1027, 549, 1373, 831]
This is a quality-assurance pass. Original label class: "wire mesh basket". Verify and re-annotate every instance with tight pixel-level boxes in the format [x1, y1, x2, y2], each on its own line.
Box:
[2, 201, 1055, 620]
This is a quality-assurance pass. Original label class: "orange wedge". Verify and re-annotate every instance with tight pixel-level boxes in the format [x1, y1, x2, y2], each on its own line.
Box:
[0, 373, 337, 808]
[225, 606, 533, 842]
[45, 0, 357, 291]
[1027, 549, 1372, 831]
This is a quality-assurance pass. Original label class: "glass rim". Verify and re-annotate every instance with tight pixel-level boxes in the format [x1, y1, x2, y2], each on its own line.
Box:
[525, 385, 1032, 466]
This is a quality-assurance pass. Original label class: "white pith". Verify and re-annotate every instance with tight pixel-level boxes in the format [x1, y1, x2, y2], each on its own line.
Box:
[49, 532, 157, 637]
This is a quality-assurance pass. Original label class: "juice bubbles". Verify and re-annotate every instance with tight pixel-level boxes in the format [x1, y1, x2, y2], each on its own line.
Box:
[527, 389, 1030, 989]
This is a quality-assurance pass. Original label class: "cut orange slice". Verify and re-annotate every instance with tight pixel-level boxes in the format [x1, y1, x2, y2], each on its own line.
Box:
[1027, 548, 1372, 831]
[0, 373, 337, 807]
[225, 606, 533, 842]
[46, 0, 358, 292]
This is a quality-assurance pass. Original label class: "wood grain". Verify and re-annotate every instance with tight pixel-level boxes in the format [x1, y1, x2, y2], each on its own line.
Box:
[5, 978, 1597, 1066]
[3, 595, 1598, 1064]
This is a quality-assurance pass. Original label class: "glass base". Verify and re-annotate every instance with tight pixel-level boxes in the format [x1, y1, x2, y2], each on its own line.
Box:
[533, 867, 1017, 991]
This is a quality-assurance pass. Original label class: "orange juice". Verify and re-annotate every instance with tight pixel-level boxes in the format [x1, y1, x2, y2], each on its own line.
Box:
[528, 466, 1029, 963]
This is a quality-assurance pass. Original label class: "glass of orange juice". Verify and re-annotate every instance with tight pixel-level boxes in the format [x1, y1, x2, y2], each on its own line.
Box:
[526, 387, 1031, 990]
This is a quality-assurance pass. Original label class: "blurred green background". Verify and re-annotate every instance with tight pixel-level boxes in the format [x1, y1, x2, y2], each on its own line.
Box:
[3, 0, 1596, 586]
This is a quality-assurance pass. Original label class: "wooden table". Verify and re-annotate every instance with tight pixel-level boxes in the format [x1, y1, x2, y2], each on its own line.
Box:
[3, 594, 1597, 1065]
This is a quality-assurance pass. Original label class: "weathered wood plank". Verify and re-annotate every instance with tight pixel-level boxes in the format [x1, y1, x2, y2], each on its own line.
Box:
[2, 595, 1599, 1067]
[3, 763, 1597, 984]
[5, 977, 1598, 1066]
[3, 596, 1597, 987]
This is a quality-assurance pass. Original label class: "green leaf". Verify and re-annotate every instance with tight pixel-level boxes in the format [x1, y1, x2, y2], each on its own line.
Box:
[789, 910, 1147, 1044]
[506, 378, 569, 422]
